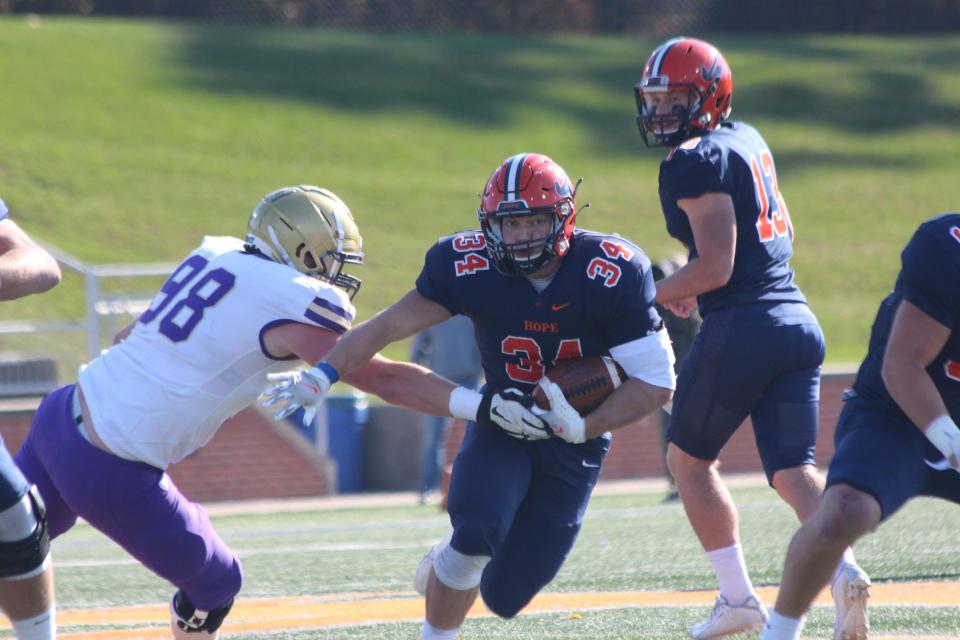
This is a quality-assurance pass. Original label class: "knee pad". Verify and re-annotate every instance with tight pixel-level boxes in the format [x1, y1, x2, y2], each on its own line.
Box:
[433, 543, 490, 591]
[0, 486, 50, 579]
[171, 590, 234, 636]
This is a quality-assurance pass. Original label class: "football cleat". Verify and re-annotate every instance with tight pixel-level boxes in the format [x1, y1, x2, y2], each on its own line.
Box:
[413, 529, 453, 597]
[830, 563, 870, 640]
[690, 594, 768, 640]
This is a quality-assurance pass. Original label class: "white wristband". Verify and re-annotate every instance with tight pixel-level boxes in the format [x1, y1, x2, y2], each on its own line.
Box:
[449, 386, 483, 421]
[925, 415, 960, 459]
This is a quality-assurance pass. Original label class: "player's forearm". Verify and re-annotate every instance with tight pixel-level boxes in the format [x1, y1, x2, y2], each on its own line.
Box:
[324, 312, 405, 378]
[882, 354, 950, 433]
[0, 248, 61, 300]
[383, 368, 458, 417]
[347, 357, 457, 417]
[583, 379, 673, 439]
[654, 257, 727, 304]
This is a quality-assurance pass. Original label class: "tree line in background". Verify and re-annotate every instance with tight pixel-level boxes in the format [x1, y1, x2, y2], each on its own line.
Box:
[2, 0, 959, 33]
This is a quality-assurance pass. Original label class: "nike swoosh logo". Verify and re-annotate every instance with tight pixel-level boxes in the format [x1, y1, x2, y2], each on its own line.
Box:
[582, 460, 600, 468]
[925, 458, 952, 471]
[552, 302, 572, 311]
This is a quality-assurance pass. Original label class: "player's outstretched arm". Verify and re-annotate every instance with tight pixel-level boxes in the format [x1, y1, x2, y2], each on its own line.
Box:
[264, 320, 460, 418]
[260, 306, 550, 438]
[0, 219, 61, 301]
[881, 300, 960, 467]
[326, 289, 451, 378]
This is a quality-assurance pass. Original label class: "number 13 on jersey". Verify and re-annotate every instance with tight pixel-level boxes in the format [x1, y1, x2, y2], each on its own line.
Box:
[751, 150, 793, 243]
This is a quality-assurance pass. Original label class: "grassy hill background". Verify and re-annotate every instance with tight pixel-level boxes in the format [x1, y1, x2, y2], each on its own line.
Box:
[2, 16, 958, 371]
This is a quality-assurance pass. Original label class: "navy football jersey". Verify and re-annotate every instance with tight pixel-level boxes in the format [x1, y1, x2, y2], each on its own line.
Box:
[658, 121, 807, 316]
[852, 214, 960, 422]
[415, 228, 662, 393]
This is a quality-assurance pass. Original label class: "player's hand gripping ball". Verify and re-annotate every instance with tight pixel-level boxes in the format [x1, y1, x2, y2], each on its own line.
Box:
[532, 356, 626, 415]
[532, 356, 626, 444]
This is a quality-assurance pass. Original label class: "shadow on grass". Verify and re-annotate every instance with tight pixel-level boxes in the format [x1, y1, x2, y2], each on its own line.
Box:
[171, 27, 960, 166]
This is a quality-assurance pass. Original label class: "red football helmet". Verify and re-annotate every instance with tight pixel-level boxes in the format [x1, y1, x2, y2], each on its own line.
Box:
[634, 37, 733, 147]
[478, 153, 577, 275]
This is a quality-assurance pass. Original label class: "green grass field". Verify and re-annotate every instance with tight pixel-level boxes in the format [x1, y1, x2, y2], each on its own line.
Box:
[2, 17, 960, 371]
[17, 482, 960, 638]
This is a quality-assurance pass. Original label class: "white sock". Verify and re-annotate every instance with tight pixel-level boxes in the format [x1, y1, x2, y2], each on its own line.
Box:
[707, 543, 755, 603]
[423, 620, 459, 640]
[832, 547, 858, 581]
[760, 609, 804, 640]
[11, 607, 55, 640]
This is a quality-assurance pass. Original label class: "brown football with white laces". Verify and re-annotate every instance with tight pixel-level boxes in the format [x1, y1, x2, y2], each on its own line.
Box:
[532, 356, 626, 415]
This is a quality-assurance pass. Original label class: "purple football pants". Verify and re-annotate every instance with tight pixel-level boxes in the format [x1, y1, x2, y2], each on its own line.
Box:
[15, 384, 241, 610]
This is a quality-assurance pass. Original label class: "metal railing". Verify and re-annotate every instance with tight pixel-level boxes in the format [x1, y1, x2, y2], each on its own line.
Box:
[32, 243, 175, 361]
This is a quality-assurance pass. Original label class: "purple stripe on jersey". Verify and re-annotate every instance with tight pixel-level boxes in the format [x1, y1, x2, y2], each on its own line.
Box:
[304, 309, 348, 334]
[0, 198, 8, 221]
[311, 296, 354, 323]
[258, 319, 303, 361]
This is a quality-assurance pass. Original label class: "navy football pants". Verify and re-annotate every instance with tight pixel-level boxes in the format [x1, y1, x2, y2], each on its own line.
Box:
[447, 421, 608, 618]
[668, 303, 825, 481]
[827, 399, 960, 521]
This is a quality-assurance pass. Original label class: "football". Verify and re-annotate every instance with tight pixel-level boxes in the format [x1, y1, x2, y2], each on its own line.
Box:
[532, 356, 626, 415]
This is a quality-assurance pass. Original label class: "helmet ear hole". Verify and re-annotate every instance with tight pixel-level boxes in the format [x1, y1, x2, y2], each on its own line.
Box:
[247, 185, 364, 294]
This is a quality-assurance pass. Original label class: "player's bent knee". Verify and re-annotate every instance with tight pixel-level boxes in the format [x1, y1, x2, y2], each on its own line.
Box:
[433, 543, 490, 591]
[0, 486, 50, 579]
[480, 587, 525, 619]
[219, 556, 243, 600]
[170, 590, 234, 638]
[666, 443, 712, 478]
[819, 486, 880, 541]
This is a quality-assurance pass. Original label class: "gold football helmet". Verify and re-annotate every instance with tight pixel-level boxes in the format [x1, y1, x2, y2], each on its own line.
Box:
[247, 186, 363, 298]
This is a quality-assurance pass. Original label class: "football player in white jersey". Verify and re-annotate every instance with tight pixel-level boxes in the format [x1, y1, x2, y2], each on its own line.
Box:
[13, 186, 544, 639]
[0, 197, 60, 640]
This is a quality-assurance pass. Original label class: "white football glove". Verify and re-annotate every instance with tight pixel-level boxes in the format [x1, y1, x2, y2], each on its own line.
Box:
[477, 388, 551, 440]
[259, 365, 335, 425]
[536, 380, 586, 444]
[925, 416, 960, 473]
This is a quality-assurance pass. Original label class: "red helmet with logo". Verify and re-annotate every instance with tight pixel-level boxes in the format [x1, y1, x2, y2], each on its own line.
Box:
[478, 153, 577, 276]
[634, 37, 733, 146]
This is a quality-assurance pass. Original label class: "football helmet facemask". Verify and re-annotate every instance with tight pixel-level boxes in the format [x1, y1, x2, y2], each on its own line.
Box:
[247, 185, 364, 299]
[634, 37, 733, 147]
[477, 153, 577, 276]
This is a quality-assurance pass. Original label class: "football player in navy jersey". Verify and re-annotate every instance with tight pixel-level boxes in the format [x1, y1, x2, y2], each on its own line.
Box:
[16, 186, 548, 640]
[261, 153, 675, 640]
[0, 197, 60, 640]
[760, 214, 960, 640]
[634, 37, 869, 639]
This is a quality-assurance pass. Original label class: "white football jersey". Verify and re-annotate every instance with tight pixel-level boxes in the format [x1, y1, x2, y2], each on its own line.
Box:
[78, 236, 354, 469]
